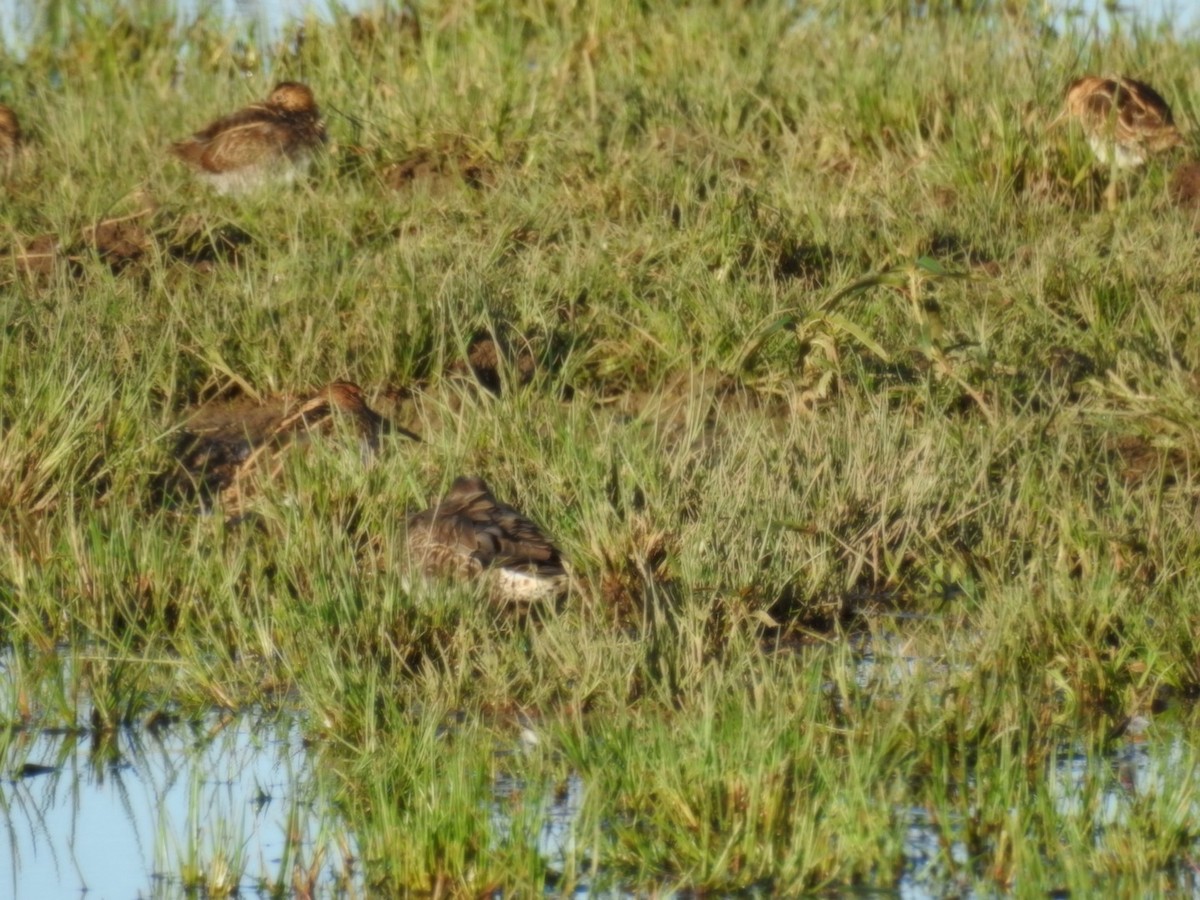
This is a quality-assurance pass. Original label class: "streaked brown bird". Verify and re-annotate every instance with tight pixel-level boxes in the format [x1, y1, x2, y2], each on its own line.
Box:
[406, 476, 569, 608]
[1053, 75, 1185, 170]
[0, 104, 27, 177]
[170, 81, 326, 195]
[153, 380, 405, 511]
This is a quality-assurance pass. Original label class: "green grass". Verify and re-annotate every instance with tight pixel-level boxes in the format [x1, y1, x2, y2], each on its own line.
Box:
[4, 0, 1200, 894]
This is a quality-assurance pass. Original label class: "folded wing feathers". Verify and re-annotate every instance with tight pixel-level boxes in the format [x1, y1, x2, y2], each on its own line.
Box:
[171, 99, 325, 174]
[408, 478, 565, 579]
[1078, 76, 1184, 151]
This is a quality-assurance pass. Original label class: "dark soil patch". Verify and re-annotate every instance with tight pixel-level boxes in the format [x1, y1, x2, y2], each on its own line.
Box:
[1108, 434, 1186, 488]
[381, 142, 501, 194]
[4, 205, 251, 282]
[162, 219, 253, 270]
[1170, 159, 1200, 225]
[446, 331, 538, 395]
[82, 218, 152, 271]
[6, 232, 69, 280]
[925, 231, 999, 274]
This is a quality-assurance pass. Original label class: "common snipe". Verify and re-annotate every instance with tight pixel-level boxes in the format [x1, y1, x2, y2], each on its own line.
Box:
[1054, 75, 1185, 169]
[154, 381, 399, 511]
[170, 82, 327, 195]
[0, 104, 28, 178]
[406, 476, 569, 608]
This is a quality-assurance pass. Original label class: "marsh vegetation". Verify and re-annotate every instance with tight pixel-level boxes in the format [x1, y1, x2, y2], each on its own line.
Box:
[4, 0, 1200, 894]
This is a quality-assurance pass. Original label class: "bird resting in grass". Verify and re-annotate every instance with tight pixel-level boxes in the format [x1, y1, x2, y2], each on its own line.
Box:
[406, 476, 569, 608]
[170, 81, 326, 195]
[156, 381, 401, 511]
[0, 103, 29, 178]
[1053, 75, 1185, 170]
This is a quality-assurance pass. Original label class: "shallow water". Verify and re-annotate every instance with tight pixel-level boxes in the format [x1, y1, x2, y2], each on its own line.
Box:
[1, 639, 1197, 898]
[846, 627, 1200, 896]
[901, 734, 1200, 898]
[0, 710, 357, 898]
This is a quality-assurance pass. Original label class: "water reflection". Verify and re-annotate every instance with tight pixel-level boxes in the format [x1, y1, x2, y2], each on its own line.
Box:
[898, 722, 1200, 899]
[489, 718, 1200, 899]
[0, 654, 1195, 898]
[840, 633, 1200, 898]
[492, 770, 585, 874]
[0, 713, 357, 898]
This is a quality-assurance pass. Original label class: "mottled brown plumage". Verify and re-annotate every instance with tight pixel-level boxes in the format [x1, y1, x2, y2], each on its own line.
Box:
[153, 381, 405, 511]
[407, 476, 569, 607]
[1055, 75, 1185, 169]
[0, 104, 27, 177]
[170, 82, 326, 194]
[0, 105, 22, 152]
